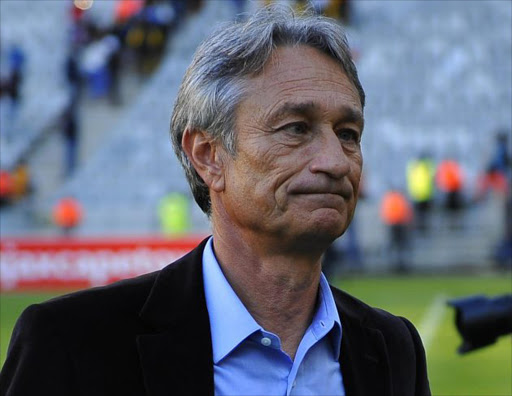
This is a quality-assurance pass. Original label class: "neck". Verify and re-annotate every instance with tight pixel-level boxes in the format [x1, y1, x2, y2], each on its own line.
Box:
[211, 220, 324, 360]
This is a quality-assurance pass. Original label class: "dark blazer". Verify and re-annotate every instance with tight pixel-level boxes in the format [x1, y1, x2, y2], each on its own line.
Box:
[0, 238, 430, 396]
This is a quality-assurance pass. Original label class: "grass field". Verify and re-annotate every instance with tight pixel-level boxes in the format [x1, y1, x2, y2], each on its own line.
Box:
[1, 275, 511, 395]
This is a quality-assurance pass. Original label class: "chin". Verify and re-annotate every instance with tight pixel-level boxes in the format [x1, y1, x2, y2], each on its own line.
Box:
[291, 212, 348, 252]
[313, 207, 350, 231]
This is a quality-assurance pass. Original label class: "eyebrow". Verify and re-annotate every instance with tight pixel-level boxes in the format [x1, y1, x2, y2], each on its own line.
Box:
[269, 101, 364, 128]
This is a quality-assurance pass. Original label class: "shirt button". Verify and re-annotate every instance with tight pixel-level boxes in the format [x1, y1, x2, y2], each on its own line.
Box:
[320, 321, 326, 327]
[261, 337, 272, 346]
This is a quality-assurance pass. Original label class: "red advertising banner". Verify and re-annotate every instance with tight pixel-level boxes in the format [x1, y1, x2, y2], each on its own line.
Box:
[0, 235, 206, 291]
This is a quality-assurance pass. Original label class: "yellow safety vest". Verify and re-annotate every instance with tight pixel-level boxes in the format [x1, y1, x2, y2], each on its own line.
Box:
[407, 160, 434, 202]
[158, 193, 190, 236]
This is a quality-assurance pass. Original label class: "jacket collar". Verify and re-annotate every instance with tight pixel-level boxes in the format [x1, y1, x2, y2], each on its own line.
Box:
[136, 238, 214, 396]
[333, 287, 393, 396]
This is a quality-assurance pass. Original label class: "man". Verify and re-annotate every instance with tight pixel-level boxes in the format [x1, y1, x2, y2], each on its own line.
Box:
[0, 6, 430, 396]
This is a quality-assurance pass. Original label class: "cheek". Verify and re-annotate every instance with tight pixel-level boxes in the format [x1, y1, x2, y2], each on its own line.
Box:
[255, 166, 292, 208]
[246, 141, 298, 180]
[232, 154, 279, 208]
[255, 162, 301, 214]
[352, 165, 362, 187]
[350, 152, 363, 181]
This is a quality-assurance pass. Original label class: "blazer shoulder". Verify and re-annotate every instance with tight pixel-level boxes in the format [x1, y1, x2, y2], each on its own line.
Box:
[331, 285, 431, 395]
[14, 270, 161, 339]
[44, 270, 158, 313]
[22, 238, 209, 332]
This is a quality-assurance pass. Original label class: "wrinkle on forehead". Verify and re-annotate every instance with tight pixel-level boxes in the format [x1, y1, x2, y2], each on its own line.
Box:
[261, 45, 350, 83]
[244, 45, 362, 111]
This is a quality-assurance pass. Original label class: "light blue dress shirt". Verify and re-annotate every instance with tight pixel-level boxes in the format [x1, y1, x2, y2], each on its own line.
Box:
[202, 237, 345, 396]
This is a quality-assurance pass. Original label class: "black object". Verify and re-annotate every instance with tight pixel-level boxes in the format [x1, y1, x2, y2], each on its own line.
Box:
[447, 294, 512, 354]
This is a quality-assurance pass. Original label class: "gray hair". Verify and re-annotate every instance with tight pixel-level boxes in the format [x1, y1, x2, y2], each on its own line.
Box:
[170, 5, 365, 215]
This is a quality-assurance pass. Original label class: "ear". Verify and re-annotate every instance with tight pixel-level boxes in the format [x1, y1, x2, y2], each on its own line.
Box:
[181, 128, 226, 192]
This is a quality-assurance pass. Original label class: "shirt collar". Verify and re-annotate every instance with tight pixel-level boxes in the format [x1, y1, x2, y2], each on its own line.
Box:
[315, 272, 343, 360]
[202, 237, 343, 363]
[202, 237, 261, 364]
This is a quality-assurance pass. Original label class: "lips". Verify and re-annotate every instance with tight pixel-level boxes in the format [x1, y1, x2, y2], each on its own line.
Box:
[287, 182, 353, 200]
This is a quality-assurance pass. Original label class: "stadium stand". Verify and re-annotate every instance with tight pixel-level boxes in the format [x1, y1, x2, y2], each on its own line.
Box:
[1, 1, 510, 270]
[353, 0, 511, 195]
[0, 1, 69, 170]
[37, 1, 238, 234]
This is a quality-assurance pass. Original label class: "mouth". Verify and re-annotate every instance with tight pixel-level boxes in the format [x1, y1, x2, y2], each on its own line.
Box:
[287, 192, 347, 212]
[288, 185, 353, 200]
[299, 192, 346, 199]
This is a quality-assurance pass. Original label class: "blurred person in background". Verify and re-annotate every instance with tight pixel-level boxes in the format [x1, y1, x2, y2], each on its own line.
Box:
[105, 32, 123, 104]
[436, 157, 465, 230]
[486, 130, 511, 181]
[52, 196, 84, 236]
[337, 0, 351, 24]
[0, 44, 25, 138]
[123, 0, 175, 75]
[407, 152, 435, 233]
[81, 29, 122, 99]
[0, 7, 430, 396]
[10, 157, 32, 202]
[60, 97, 81, 178]
[322, 219, 363, 280]
[324, 173, 366, 279]
[5, 44, 25, 117]
[474, 130, 510, 204]
[487, 130, 511, 268]
[157, 191, 190, 235]
[0, 169, 14, 207]
[0, 160, 31, 207]
[380, 189, 414, 273]
[475, 129, 512, 269]
[65, 47, 83, 101]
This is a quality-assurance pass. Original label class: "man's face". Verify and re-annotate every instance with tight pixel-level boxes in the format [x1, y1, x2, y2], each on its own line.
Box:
[218, 45, 364, 251]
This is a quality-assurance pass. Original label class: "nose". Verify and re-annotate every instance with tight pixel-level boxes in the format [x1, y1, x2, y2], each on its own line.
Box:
[308, 129, 350, 179]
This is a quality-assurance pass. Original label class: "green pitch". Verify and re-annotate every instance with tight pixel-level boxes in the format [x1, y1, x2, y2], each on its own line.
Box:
[1, 275, 511, 395]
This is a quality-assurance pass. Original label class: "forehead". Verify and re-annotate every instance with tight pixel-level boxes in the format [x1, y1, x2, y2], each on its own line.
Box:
[241, 45, 362, 118]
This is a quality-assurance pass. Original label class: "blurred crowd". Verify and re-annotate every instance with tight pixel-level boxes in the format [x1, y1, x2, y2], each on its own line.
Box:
[0, 0, 510, 273]
[0, 0, 211, 207]
[381, 129, 511, 272]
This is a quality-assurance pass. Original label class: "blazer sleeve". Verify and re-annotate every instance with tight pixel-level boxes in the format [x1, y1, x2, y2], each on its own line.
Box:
[0, 304, 77, 396]
[400, 317, 431, 396]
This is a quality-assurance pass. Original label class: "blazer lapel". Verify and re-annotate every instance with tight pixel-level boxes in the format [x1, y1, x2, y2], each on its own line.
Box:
[333, 288, 392, 396]
[137, 239, 214, 396]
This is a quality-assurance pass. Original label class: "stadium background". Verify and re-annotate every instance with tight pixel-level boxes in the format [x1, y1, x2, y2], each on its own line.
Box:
[0, 1, 511, 395]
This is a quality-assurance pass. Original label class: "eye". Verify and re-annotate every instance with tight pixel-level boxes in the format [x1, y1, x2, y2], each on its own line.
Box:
[337, 129, 360, 144]
[280, 122, 309, 135]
